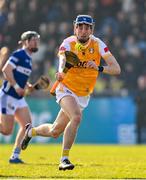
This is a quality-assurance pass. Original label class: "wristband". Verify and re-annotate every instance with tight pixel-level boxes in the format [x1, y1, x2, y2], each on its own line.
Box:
[97, 66, 104, 72]
[14, 83, 20, 90]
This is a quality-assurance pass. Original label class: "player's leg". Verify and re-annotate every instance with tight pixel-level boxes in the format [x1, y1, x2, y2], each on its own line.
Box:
[59, 96, 82, 170]
[0, 93, 15, 135]
[9, 106, 31, 163]
[50, 109, 70, 138]
[9, 99, 31, 164]
[0, 114, 14, 135]
[21, 109, 70, 150]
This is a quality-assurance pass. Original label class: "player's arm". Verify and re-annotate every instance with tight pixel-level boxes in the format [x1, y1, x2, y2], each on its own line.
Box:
[0, 47, 9, 71]
[101, 54, 121, 75]
[88, 38, 121, 75]
[87, 54, 121, 75]
[24, 82, 33, 93]
[56, 41, 69, 81]
[2, 61, 24, 95]
[56, 53, 66, 81]
[2, 63, 17, 86]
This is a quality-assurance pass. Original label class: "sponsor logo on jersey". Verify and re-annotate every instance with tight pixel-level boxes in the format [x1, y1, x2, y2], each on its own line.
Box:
[76, 60, 95, 68]
[25, 59, 30, 63]
[59, 46, 66, 51]
[17, 66, 31, 76]
[89, 48, 94, 54]
[104, 47, 109, 52]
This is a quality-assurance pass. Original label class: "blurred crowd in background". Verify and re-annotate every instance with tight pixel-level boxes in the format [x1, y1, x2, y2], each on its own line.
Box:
[0, 0, 146, 97]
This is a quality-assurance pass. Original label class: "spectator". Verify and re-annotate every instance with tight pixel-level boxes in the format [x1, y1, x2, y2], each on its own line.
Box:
[0, 0, 145, 97]
[135, 75, 146, 143]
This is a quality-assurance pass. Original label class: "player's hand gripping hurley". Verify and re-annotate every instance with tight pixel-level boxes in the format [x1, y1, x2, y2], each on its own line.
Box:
[50, 51, 80, 95]
[25, 75, 50, 95]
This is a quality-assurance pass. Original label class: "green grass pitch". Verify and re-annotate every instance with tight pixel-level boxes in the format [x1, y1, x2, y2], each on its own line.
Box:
[0, 144, 146, 179]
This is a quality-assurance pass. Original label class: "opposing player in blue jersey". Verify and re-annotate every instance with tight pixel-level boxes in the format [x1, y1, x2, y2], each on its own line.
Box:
[0, 31, 40, 163]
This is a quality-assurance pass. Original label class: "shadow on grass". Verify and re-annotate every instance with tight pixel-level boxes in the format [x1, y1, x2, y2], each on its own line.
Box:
[1, 175, 146, 179]
[21, 162, 102, 167]
[0, 175, 102, 179]
[15, 162, 103, 167]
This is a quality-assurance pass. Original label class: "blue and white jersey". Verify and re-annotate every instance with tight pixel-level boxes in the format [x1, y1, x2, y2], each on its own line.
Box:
[1, 48, 32, 99]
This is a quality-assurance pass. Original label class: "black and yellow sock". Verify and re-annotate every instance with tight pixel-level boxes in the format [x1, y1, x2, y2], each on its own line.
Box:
[31, 128, 37, 137]
[61, 149, 70, 161]
[28, 128, 36, 137]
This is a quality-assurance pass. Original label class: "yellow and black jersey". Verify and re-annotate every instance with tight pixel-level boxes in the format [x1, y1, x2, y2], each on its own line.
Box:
[58, 35, 112, 96]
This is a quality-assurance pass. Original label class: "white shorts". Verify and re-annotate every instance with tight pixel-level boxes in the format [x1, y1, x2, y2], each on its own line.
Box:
[0, 90, 28, 115]
[56, 83, 90, 110]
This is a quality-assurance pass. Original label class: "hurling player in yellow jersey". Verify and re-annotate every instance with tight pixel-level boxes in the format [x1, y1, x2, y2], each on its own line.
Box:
[21, 15, 121, 170]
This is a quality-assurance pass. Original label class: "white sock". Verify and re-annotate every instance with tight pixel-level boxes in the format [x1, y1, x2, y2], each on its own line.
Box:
[61, 156, 68, 162]
[11, 147, 20, 159]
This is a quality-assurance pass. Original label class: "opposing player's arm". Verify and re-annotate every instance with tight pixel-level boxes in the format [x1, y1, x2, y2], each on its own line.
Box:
[2, 63, 17, 86]
[2, 62, 26, 96]
[24, 75, 50, 96]
[0, 47, 9, 71]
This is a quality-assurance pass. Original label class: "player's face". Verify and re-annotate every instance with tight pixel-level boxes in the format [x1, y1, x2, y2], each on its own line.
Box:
[75, 24, 93, 43]
[27, 37, 40, 53]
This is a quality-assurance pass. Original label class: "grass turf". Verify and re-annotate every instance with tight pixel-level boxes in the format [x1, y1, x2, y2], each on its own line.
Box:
[0, 144, 146, 179]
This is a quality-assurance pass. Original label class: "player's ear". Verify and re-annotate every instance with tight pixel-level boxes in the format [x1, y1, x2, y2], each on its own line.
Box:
[22, 39, 28, 46]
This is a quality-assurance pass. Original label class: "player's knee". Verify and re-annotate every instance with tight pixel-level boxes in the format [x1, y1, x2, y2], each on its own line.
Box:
[50, 122, 64, 138]
[72, 114, 82, 126]
[1, 128, 13, 135]
[22, 127, 26, 132]
[51, 129, 61, 138]
[50, 125, 63, 138]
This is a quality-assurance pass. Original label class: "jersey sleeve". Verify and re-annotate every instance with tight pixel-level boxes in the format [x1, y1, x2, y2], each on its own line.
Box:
[58, 39, 70, 56]
[98, 38, 112, 59]
[7, 52, 19, 68]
